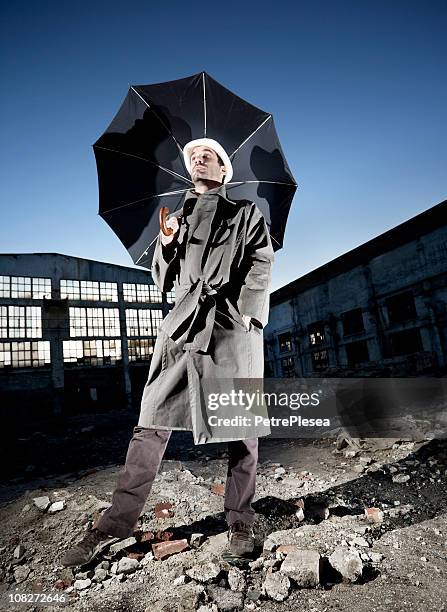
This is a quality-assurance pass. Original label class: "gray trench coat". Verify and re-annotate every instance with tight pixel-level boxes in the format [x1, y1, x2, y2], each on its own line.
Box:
[138, 183, 274, 444]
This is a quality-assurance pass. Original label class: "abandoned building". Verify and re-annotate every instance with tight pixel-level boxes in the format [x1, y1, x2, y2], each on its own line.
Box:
[265, 198, 447, 377]
[0, 253, 174, 422]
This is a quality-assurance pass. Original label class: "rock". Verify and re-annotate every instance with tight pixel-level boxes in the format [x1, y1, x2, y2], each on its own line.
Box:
[344, 449, 358, 458]
[392, 473, 410, 483]
[152, 539, 189, 560]
[328, 547, 363, 582]
[109, 536, 137, 554]
[228, 567, 246, 592]
[117, 557, 139, 575]
[197, 605, 218, 612]
[263, 539, 277, 553]
[74, 578, 91, 590]
[246, 589, 261, 601]
[295, 507, 305, 521]
[280, 548, 320, 587]
[186, 561, 221, 584]
[190, 533, 206, 548]
[274, 467, 286, 475]
[33, 496, 51, 511]
[173, 574, 188, 586]
[207, 585, 244, 610]
[364, 507, 384, 524]
[248, 557, 264, 571]
[13, 544, 26, 560]
[93, 568, 107, 583]
[14, 565, 30, 583]
[350, 536, 369, 547]
[353, 465, 365, 474]
[263, 571, 290, 602]
[369, 552, 385, 563]
[48, 501, 65, 513]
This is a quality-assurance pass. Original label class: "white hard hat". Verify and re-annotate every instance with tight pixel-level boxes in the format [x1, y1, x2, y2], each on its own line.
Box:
[183, 138, 233, 184]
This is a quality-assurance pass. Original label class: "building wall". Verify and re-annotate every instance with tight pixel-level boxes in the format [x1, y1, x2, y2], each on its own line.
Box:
[265, 223, 447, 378]
[0, 253, 174, 423]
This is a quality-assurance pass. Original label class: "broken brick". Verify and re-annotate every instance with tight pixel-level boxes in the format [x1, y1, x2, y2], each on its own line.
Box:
[154, 502, 174, 518]
[152, 539, 189, 560]
[127, 552, 145, 561]
[364, 507, 384, 524]
[155, 530, 173, 541]
[211, 483, 225, 496]
[139, 531, 155, 543]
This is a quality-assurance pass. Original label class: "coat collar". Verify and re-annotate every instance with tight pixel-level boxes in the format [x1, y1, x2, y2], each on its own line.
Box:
[183, 182, 236, 207]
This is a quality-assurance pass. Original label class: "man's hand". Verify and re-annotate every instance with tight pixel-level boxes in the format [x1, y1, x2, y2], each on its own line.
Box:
[161, 216, 179, 246]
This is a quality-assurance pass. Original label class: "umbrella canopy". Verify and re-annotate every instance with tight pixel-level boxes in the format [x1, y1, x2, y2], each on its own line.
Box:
[93, 71, 297, 269]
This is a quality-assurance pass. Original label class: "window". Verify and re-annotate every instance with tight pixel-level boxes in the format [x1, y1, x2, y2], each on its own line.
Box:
[341, 308, 364, 336]
[125, 309, 162, 336]
[166, 290, 175, 304]
[388, 328, 423, 357]
[128, 338, 155, 361]
[123, 283, 161, 303]
[61, 280, 80, 300]
[386, 291, 416, 324]
[278, 332, 292, 353]
[80, 280, 100, 301]
[0, 341, 50, 368]
[69, 307, 120, 337]
[6, 306, 42, 338]
[0, 276, 51, 299]
[280, 356, 295, 377]
[99, 282, 118, 302]
[345, 340, 369, 367]
[63, 339, 122, 365]
[311, 349, 329, 370]
[308, 322, 325, 346]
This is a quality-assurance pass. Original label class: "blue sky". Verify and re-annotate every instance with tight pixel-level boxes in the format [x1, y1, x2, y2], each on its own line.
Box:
[1, 0, 446, 291]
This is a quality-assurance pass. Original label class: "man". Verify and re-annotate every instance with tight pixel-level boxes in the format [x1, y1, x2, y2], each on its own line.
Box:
[62, 138, 274, 568]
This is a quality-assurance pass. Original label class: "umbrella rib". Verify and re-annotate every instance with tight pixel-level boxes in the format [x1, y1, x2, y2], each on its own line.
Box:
[227, 180, 297, 187]
[102, 189, 192, 215]
[130, 86, 185, 156]
[203, 72, 207, 137]
[229, 115, 272, 159]
[94, 145, 192, 185]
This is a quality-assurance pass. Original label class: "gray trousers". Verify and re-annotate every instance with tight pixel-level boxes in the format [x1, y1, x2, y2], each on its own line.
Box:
[96, 427, 258, 539]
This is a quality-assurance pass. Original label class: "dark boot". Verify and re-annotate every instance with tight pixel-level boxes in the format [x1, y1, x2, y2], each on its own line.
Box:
[227, 521, 255, 556]
[61, 528, 120, 567]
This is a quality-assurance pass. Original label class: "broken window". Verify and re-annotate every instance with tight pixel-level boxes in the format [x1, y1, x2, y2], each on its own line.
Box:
[166, 290, 175, 304]
[281, 356, 295, 377]
[0, 340, 50, 368]
[99, 282, 118, 302]
[341, 308, 364, 336]
[311, 349, 329, 370]
[63, 339, 122, 366]
[6, 306, 42, 338]
[61, 279, 80, 300]
[278, 332, 292, 353]
[0, 276, 51, 299]
[128, 338, 155, 362]
[345, 340, 369, 367]
[388, 328, 423, 357]
[308, 322, 325, 346]
[125, 309, 162, 337]
[386, 291, 417, 324]
[69, 307, 120, 337]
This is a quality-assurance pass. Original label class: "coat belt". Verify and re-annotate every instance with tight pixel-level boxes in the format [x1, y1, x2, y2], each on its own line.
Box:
[160, 278, 218, 352]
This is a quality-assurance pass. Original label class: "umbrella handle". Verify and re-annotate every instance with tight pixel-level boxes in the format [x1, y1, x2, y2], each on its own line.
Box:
[159, 206, 173, 236]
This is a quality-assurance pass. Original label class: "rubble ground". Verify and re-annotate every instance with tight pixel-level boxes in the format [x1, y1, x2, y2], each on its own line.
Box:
[0, 433, 446, 612]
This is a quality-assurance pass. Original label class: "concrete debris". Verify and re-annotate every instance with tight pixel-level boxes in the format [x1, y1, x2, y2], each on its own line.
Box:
[328, 547, 363, 582]
[262, 571, 291, 601]
[280, 548, 321, 587]
[109, 536, 137, 554]
[392, 473, 411, 483]
[13, 544, 26, 560]
[13, 565, 30, 583]
[227, 566, 246, 592]
[117, 557, 139, 574]
[73, 578, 92, 590]
[33, 496, 51, 511]
[207, 585, 244, 610]
[48, 500, 65, 513]
[190, 533, 206, 548]
[186, 561, 221, 583]
[364, 507, 384, 524]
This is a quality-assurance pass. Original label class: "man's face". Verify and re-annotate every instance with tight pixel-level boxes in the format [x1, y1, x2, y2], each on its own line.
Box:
[190, 146, 226, 184]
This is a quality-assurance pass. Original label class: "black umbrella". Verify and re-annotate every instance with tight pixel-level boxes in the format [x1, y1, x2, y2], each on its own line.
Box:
[93, 71, 297, 269]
